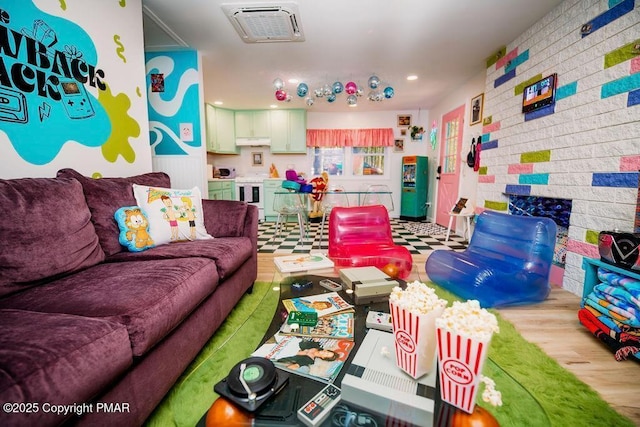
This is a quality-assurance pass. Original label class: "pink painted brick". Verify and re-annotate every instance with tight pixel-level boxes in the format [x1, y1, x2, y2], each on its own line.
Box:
[482, 122, 501, 133]
[620, 155, 640, 171]
[508, 164, 534, 174]
[496, 48, 519, 69]
[631, 57, 640, 74]
[567, 239, 599, 258]
[478, 175, 496, 183]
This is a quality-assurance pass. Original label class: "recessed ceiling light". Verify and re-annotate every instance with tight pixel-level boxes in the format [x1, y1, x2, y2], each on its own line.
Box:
[406, 75, 418, 81]
[270, 104, 278, 108]
[214, 101, 223, 105]
[288, 78, 299, 84]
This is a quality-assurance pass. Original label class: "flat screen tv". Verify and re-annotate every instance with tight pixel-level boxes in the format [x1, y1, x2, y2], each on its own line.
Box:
[522, 73, 557, 113]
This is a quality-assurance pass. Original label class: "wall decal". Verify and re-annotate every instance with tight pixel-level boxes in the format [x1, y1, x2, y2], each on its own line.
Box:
[0, 3, 112, 164]
[485, 46, 506, 68]
[151, 74, 164, 92]
[604, 39, 640, 69]
[504, 50, 529, 74]
[98, 84, 140, 163]
[113, 34, 127, 63]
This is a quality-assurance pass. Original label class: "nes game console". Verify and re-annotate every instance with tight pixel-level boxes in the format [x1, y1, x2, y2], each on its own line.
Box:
[341, 329, 437, 425]
[339, 266, 400, 304]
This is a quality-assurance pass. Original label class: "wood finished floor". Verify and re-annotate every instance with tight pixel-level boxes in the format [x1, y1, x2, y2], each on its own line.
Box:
[257, 252, 640, 425]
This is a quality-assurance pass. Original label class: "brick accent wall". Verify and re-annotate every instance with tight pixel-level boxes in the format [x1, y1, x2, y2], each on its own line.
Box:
[479, 0, 640, 296]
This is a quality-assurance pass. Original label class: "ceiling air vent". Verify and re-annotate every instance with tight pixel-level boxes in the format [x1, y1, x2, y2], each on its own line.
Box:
[221, 3, 305, 43]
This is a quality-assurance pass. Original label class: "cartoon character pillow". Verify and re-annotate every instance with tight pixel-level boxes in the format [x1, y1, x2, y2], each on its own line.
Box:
[132, 184, 213, 246]
[114, 206, 155, 252]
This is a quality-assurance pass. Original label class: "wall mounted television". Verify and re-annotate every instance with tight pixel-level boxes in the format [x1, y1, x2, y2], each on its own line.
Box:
[522, 73, 557, 113]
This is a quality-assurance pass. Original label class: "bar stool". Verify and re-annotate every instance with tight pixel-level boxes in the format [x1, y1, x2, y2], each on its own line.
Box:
[361, 184, 394, 212]
[273, 186, 307, 241]
[317, 186, 349, 249]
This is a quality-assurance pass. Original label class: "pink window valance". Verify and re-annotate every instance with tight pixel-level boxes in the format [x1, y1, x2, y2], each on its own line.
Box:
[306, 128, 394, 147]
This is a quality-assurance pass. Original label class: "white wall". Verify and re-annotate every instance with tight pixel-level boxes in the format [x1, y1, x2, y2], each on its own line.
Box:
[478, 0, 640, 297]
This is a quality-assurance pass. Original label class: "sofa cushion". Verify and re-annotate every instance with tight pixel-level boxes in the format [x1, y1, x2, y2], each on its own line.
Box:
[56, 168, 171, 257]
[0, 177, 105, 298]
[0, 309, 132, 427]
[0, 258, 220, 357]
[132, 184, 213, 245]
[106, 237, 253, 280]
[202, 199, 249, 237]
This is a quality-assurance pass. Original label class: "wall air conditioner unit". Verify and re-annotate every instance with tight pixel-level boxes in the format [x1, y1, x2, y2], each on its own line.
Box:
[221, 3, 305, 43]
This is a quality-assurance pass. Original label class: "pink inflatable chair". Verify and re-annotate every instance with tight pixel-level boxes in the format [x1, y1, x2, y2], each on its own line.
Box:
[328, 205, 413, 279]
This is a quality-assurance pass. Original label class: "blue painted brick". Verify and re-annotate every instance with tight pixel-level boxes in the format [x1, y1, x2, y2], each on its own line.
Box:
[556, 82, 578, 101]
[583, 0, 634, 38]
[481, 139, 498, 150]
[602, 73, 640, 98]
[505, 185, 531, 196]
[505, 50, 530, 74]
[519, 174, 550, 185]
[524, 104, 555, 121]
[494, 69, 516, 88]
[592, 172, 639, 188]
[627, 89, 640, 107]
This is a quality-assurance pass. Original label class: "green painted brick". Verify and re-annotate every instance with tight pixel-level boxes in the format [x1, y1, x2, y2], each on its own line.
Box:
[514, 74, 542, 96]
[484, 201, 508, 211]
[478, 166, 488, 175]
[604, 39, 640, 69]
[521, 150, 551, 163]
[585, 230, 600, 245]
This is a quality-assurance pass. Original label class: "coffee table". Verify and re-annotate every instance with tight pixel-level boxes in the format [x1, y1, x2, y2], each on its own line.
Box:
[200, 261, 550, 426]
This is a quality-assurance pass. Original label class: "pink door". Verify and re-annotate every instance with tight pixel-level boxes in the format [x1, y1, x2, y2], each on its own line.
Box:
[436, 105, 465, 227]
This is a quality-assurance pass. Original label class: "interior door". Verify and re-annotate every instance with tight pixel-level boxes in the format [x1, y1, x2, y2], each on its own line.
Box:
[436, 105, 465, 227]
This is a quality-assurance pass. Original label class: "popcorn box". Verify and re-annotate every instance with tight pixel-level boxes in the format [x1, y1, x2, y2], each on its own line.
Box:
[389, 300, 443, 379]
[436, 327, 490, 414]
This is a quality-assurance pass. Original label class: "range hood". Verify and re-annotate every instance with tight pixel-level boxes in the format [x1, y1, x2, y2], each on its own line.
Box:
[236, 137, 271, 146]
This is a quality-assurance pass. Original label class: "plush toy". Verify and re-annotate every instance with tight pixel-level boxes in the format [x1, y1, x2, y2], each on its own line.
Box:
[114, 206, 155, 252]
[308, 172, 329, 220]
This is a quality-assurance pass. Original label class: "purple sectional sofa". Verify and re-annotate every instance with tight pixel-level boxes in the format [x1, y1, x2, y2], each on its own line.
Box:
[0, 169, 258, 427]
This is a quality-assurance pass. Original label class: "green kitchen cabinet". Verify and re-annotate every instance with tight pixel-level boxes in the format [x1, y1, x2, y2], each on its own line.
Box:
[235, 110, 271, 138]
[263, 179, 284, 222]
[207, 180, 235, 200]
[270, 109, 307, 154]
[206, 105, 238, 154]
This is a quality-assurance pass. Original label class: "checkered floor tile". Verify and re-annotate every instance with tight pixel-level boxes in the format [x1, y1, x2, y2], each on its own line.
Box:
[257, 219, 468, 255]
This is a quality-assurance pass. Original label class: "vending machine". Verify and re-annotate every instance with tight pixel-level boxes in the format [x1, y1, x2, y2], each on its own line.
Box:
[400, 156, 428, 221]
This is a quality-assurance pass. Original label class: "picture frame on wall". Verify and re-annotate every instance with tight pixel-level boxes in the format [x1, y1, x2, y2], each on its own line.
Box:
[252, 152, 263, 166]
[470, 93, 484, 125]
[394, 138, 404, 153]
[397, 114, 412, 127]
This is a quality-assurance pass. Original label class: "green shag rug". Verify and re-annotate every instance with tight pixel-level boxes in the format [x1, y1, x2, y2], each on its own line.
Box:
[146, 281, 634, 427]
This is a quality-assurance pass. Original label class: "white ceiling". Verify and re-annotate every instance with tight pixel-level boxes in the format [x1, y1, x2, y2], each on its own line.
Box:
[141, 0, 565, 113]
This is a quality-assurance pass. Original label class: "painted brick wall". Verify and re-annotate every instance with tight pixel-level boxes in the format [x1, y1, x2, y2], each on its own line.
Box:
[480, 0, 640, 297]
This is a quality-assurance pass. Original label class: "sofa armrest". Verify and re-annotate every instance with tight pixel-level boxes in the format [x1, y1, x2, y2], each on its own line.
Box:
[202, 199, 257, 240]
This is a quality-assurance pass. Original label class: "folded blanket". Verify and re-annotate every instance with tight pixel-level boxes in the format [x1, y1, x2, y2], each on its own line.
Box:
[578, 308, 640, 361]
[597, 267, 640, 305]
[584, 291, 640, 327]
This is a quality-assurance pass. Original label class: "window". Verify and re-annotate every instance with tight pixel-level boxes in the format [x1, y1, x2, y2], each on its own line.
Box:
[311, 147, 387, 177]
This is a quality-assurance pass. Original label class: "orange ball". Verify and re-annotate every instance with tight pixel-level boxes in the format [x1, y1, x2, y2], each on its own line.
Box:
[205, 398, 252, 427]
[451, 406, 499, 427]
[381, 263, 400, 279]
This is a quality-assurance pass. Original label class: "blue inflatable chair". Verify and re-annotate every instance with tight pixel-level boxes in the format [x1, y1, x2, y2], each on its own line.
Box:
[425, 210, 557, 308]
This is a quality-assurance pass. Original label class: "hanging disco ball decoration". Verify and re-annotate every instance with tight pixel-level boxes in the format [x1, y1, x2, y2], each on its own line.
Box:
[275, 90, 287, 101]
[297, 83, 309, 97]
[347, 94, 357, 106]
[314, 88, 324, 98]
[368, 75, 380, 89]
[323, 84, 332, 97]
[306, 97, 314, 106]
[332, 81, 344, 94]
[273, 78, 284, 90]
[345, 81, 357, 95]
[327, 94, 336, 103]
[383, 86, 394, 99]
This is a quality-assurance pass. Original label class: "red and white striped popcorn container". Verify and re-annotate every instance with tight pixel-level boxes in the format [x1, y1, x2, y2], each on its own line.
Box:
[435, 328, 490, 413]
[389, 300, 444, 379]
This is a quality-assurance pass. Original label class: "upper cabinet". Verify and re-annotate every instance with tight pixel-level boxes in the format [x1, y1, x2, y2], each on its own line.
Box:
[235, 110, 271, 138]
[270, 109, 307, 154]
[206, 105, 238, 154]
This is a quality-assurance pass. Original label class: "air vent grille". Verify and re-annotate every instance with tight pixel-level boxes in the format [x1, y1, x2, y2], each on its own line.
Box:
[221, 3, 305, 43]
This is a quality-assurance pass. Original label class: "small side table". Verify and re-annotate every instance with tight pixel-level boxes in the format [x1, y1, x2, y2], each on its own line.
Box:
[445, 212, 474, 241]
